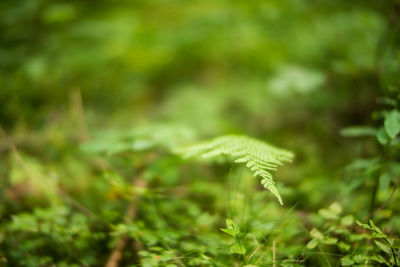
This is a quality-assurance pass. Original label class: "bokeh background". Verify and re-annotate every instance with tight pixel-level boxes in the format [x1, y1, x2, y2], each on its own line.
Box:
[1, 0, 400, 266]
[2, 0, 398, 130]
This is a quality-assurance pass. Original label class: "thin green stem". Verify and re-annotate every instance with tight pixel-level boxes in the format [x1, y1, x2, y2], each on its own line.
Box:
[369, 175, 380, 215]
[384, 238, 398, 266]
[370, 140, 391, 216]
[235, 234, 246, 264]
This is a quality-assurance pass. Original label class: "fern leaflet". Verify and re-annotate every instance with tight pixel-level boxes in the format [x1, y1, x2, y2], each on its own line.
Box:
[178, 135, 294, 205]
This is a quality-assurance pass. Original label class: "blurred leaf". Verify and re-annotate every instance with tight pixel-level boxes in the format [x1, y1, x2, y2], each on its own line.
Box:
[340, 126, 377, 137]
[306, 239, 318, 249]
[377, 127, 390, 145]
[384, 110, 400, 139]
[338, 241, 351, 251]
[356, 220, 373, 230]
[230, 244, 246, 255]
[354, 254, 369, 264]
[221, 219, 240, 236]
[267, 65, 325, 96]
[340, 215, 354, 226]
[341, 255, 354, 266]
[369, 220, 384, 235]
[377, 97, 397, 107]
[322, 237, 338, 245]
[318, 202, 342, 220]
[310, 228, 324, 240]
[374, 240, 392, 255]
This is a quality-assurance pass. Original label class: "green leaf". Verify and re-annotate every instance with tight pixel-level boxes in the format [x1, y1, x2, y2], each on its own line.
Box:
[221, 219, 240, 236]
[220, 228, 236, 236]
[306, 238, 318, 249]
[340, 126, 377, 137]
[318, 208, 338, 220]
[230, 244, 246, 255]
[322, 237, 338, 245]
[329, 202, 342, 214]
[374, 240, 392, 255]
[226, 219, 239, 233]
[318, 203, 341, 220]
[369, 220, 384, 234]
[377, 127, 390, 145]
[369, 255, 389, 264]
[341, 255, 354, 266]
[371, 232, 387, 239]
[356, 220, 373, 231]
[310, 228, 324, 240]
[356, 220, 388, 238]
[338, 241, 351, 251]
[384, 110, 400, 139]
[354, 254, 369, 263]
[340, 215, 354, 226]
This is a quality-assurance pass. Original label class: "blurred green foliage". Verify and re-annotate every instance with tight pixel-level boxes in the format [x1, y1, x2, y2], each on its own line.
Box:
[1, 0, 400, 266]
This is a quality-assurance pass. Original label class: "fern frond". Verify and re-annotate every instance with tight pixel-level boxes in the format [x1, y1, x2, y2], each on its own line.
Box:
[178, 135, 294, 205]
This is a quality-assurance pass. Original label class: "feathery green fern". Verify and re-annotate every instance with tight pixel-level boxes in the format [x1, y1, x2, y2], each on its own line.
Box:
[178, 135, 294, 205]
